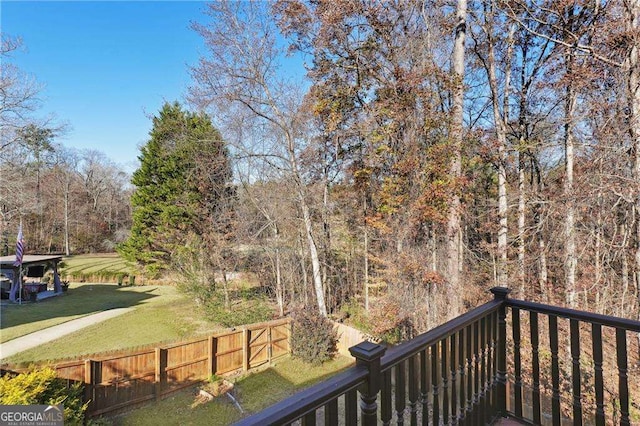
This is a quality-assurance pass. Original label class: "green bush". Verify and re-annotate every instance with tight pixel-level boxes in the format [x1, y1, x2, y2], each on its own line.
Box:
[338, 300, 371, 333]
[0, 367, 88, 425]
[176, 275, 216, 307]
[203, 292, 273, 327]
[291, 308, 338, 365]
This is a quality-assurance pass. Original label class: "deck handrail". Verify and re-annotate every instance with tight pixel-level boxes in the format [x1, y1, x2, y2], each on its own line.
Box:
[380, 297, 503, 371]
[506, 298, 640, 332]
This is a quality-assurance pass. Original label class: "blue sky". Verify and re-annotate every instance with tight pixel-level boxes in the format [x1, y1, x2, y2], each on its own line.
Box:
[2, 1, 210, 170]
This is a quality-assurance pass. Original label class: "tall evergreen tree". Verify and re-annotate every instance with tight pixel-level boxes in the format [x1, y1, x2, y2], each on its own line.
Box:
[118, 102, 232, 276]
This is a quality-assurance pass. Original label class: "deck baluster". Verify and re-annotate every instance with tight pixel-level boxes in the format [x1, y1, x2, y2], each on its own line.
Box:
[450, 332, 458, 425]
[465, 322, 473, 425]
[409, 355, 419, 426]
[302, 411, 316, 426]
[570, 319, 582, 425]
[512, 308, 522, 418]
[432, 343, 440, 425]
[325, 399, 338, 426]
[420, 349, 429, 426]
[616, 328, 630, 426]
[487, 312, 495, 415]
[441, 337, 450, 424]
[591, 323, 605, 426]
[479, 316, 487, 423]
[458, 328, 466, 425]
[381, 369, 392, 426]
[473, 320, 480, 421]
[396, 360, 407, 425]
[345, 389, 358, 426]
[549, 315, 561, 425]
[530, 311, 541, 425]
[491, 286, 509, 419]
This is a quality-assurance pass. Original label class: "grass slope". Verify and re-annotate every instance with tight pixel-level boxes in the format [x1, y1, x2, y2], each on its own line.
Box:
[60, 253, 135, 279]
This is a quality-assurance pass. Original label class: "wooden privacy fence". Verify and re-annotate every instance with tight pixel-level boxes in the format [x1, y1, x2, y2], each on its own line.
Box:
[17, 318, 290, 418]
[331, 321, 368, 356]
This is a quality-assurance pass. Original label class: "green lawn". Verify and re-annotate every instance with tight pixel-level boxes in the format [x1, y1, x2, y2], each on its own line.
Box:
[1, 283, 161, 343]
[111, 356, 354, 426]
[60, 253, 136, 282]
[2, 283, 225, 364]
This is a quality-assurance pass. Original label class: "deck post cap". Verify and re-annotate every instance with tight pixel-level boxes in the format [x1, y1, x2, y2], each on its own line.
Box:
[349, 341, 386, 361]
[490, 287, 511, 300]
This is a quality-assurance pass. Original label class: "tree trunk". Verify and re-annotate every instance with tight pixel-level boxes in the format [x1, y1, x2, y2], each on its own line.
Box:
[431, 227, 437, 272]
[221, 267, 230, 311]
[516, 41, 529, 299]
[300, 199, 327, 316]
[564, 49, 577, 308]
[271, 222, 284, 316]
[595, 157, 603, 308]
[299, 237, 309, 307]
[485, 16, 514, 288]
[275, 247, 284, 316]
[363, 194, 369, 311]
[321, 175, 331, 311]
[64, 182, 70, 256]
[626, 0, 640, 325]
[622, 240, 629, 316]
[518, 152, 526, 297]
[285, 129, 327, 317]
[533, 158, 548, 302]
[446, 0, 467, 315]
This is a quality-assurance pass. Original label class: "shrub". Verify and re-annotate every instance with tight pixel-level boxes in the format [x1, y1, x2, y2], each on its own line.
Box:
[203, 292, 273, 327]
[290, 308, 338, 365]
[368, 297, 413, 344]
[0, 367, 88, 425]
[338, 300, 371, 333]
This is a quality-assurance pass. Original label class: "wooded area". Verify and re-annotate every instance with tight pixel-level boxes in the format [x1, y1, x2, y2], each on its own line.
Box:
[0, 33, 131, 255]
[2, 1, 640, 337]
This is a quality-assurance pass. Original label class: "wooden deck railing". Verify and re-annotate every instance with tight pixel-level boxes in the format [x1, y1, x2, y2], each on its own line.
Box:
[506, 297, 640, 425]
[237, 288, 640, 425]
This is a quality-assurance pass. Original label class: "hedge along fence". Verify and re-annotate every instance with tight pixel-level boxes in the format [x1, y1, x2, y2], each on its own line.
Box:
[60, 270, 136, 285]
[1, 318, 291, 418]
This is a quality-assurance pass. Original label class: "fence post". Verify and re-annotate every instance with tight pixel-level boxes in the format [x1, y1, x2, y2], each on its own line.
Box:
[84, 360, 94, 415]
[490, 286, 511, 418]
[267, 325, 273, 364]
[243, 328, 249, 372]
[287, 318, 292, 354]
[208, 336, 215, 377]
[349, 341, 386, 426]
[155, 348, 167, 399]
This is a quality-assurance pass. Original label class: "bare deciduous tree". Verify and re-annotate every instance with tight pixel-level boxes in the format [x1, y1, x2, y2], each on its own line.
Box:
[189, 1, 328, 316]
